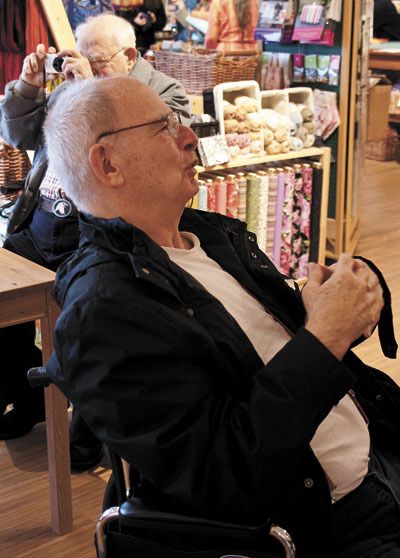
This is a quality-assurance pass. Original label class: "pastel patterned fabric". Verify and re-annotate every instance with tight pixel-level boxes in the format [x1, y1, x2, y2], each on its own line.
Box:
[279, 167, 295, 276]
[198, 163, 318, 279]
[265, 170, 278, 261]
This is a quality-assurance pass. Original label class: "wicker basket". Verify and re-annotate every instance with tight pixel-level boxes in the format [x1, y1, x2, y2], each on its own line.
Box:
[154, 49, 259, 95]
[0, 140, 31, 186]
[365, 137, 398, 162]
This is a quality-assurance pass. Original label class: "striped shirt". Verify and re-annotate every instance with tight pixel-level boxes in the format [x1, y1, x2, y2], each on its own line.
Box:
[39, 166, 63, 200]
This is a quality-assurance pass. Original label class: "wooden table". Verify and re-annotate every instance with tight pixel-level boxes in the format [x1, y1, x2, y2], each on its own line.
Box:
[369, 42, 400, 71]
[0, 248, 72, 534]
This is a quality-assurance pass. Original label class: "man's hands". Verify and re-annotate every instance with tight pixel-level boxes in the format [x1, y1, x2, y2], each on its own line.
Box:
[21, 44, 56, 88]
[56, 49, 94, 81]
[302, 254, 384, 360]
[20, 44, 95, 88]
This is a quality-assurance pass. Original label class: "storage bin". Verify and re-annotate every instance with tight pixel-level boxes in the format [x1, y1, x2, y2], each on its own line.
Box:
[154, 49, 259, 95]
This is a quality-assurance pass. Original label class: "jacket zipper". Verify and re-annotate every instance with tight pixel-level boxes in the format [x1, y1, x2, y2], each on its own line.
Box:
[348, 389, 369, 425]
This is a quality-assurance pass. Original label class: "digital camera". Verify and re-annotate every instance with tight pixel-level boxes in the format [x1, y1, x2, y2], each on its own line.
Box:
[44, 54, 64, 74]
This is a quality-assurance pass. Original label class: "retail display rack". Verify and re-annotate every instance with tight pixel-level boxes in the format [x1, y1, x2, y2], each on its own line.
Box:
[196, 146, 331, 268]
[261, 0, 372, 259]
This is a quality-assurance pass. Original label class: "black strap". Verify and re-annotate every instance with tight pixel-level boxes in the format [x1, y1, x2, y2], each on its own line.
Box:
[355, 255, 398, 359]
[6, 160, 47, 234]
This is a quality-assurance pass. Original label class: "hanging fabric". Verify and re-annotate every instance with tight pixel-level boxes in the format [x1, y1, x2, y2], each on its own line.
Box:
[0, 0, 26, 54]
[0, 0, 26, 92]
[26, 0, 50, 54]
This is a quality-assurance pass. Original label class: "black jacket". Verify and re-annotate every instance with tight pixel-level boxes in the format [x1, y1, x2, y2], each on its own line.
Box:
[115, 0, 167, 52]
[48, 209, 400, 556]
[374, 0, 400, 40]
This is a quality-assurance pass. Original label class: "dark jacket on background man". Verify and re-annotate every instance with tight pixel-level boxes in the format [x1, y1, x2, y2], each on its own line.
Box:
[374, 0, 400, 41]
[48, 208, 400, 557]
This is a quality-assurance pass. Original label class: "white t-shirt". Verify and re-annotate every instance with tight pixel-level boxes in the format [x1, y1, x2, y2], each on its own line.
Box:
[163, 232, 370, 502]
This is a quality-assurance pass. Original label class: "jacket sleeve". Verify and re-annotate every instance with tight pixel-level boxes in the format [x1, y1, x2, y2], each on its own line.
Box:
[50, 276, 354, 519]
[0, 79, 46, 150]
[149, 68, 191, 125]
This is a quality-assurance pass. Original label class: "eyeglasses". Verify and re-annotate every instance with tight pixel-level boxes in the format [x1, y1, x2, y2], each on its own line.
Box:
[96, 112, 182, 142]
[87, 47, 126, 70]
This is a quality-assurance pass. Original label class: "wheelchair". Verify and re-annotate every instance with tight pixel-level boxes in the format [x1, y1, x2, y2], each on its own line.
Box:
[27, 367, 297, 558]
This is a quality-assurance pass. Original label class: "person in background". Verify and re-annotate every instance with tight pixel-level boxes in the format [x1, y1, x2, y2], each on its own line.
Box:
[205, 0, 259, 51]
[44, 74, 400, 557]
[0, 13, 189, 472]
[373, 1, 400, 94]
[113, 0, 167, 56]
[374, 0, 400, 41]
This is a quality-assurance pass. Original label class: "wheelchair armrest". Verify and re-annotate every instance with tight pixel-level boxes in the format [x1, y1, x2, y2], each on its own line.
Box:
[119, 498, 270, 538]
[27, 366, 53, 387]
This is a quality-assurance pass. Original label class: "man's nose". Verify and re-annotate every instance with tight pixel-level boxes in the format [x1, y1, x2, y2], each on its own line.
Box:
[176, 124, 198, 151]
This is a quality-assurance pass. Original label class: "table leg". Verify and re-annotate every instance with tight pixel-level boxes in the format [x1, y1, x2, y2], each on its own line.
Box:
[41, 293, 73, 534]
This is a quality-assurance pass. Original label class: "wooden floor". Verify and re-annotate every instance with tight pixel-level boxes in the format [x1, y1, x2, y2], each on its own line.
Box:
[353, 159, 400, 384]
[0, 158, 400, 557]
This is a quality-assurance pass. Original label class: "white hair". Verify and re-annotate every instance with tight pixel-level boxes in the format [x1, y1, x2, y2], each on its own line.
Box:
[75, 13, 136, 51]
[44, 79, 118, 212]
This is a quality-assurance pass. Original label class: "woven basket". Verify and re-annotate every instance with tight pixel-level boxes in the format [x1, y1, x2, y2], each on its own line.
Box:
[154, 49, 259, 95]
[0, 140, 31, 186]
[365, 137, 398, 162]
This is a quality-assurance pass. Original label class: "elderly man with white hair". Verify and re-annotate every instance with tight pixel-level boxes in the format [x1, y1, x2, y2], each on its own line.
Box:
[0, 13, 190, 471]
[43, 74, 400, 558]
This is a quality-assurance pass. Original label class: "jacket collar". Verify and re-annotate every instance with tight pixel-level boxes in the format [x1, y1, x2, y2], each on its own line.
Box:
[130, 52, 152, 82]
[78, 208, 244, 257]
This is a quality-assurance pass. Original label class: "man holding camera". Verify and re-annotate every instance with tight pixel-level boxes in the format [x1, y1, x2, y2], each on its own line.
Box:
[0, 13, 190, 471]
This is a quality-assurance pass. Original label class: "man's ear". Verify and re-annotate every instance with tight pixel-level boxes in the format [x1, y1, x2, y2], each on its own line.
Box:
[125, 47, 137, 72]
[89, 143, 124, 187]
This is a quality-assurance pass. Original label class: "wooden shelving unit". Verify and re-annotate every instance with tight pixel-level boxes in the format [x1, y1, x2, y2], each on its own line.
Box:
[197, 146, 331, 266]
[196, 147, 327, 171]
[325, 0, 372, 259]
[261, 1, 371, 261]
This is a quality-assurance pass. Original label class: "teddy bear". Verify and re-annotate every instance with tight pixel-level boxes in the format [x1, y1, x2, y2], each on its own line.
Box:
[279, 141, 290, 153]
[237, 120, 251, 134]
[250, 131, 262, 141]
[250, 140, 263, 153]
[289, 136, 304, 151]
[266, 140, 281, 155]
[223, 102, 237, 120]
[301, 107, 314, 123]
[225, 132, 239, 146]
[235, 106, 248, 122]
[274, 126, 288, 143]
[263, 128, 274, 146]
[234, 96, 258, 113]
[224, 119, 239, 134]
[237, 134, 251, 149]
